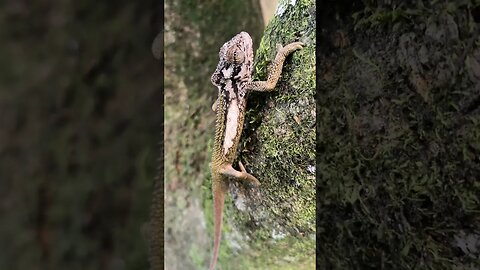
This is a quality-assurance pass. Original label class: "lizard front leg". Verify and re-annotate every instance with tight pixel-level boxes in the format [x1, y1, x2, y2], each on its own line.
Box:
[219, 161, 261, 187]
[246, 41, 304, 92]
[211, 97, 219, 112]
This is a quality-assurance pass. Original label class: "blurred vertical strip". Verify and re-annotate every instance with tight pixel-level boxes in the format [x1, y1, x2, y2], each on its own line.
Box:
[148, 5, 165, 270]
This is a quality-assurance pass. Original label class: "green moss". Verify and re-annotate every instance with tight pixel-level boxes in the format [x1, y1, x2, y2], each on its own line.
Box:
[317, 0, 480, 269]
[0, 1, 162, 269]
[206, 0, 317, 269]
[239, 236, 316, 270]
[164, 0, 265, 269]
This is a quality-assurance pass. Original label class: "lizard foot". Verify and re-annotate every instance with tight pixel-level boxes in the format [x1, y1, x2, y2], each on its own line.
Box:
[278, 41, 304, 57]
[238, 161, 261, 187]
[220, 163, 261, 187]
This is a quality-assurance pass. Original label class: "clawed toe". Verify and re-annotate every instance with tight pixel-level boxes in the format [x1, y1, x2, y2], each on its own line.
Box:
[238, 161, 246, 173]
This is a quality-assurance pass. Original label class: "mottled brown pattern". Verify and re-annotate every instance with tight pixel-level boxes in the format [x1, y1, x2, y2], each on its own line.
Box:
[208, 31, 303, 270]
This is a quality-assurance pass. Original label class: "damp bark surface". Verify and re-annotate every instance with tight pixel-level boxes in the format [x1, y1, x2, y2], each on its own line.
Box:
[317, 1, 480, 269]
[163, 0, 315, 269]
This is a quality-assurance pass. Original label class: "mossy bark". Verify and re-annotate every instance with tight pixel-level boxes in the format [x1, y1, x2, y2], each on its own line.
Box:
[203, 1, 316, 269]
[162, 1, 266, 270]
[0, 1, 162, 270]
[317, 1, 480, 269]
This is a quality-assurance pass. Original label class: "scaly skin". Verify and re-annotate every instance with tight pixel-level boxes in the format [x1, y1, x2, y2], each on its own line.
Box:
[209, 32, 303, 270]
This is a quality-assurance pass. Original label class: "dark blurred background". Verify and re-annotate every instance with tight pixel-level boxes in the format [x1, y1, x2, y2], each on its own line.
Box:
[0, 1, 162, 269]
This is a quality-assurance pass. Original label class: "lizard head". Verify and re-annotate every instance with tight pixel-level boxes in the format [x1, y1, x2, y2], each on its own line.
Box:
[211, 32, 254, 87]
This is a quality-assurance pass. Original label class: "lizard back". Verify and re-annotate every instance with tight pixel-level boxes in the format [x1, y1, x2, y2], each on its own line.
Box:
[211, 32, 254, 164]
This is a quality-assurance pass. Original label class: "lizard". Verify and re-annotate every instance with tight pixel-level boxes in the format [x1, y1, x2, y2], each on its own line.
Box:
[208, 31, 303, 270]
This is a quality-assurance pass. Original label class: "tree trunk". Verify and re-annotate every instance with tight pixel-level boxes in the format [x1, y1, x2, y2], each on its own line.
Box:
[208, 0, 316, 269]
[317, 1, 480, 269]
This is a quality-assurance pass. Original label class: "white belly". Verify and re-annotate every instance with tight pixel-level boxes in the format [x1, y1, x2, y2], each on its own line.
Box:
[223, 99, 239, 155]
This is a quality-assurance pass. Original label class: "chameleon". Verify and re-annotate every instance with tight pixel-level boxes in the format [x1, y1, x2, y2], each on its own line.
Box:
[208, 31, 303, 270]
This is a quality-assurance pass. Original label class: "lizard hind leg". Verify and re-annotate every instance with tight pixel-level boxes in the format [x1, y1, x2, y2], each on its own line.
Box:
[220, 162, 261, 187]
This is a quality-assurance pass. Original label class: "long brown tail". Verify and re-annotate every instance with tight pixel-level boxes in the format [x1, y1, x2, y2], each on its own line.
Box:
[209, 176, 227, 270]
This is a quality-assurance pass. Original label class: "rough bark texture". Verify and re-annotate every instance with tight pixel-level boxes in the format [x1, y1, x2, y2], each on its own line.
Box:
[317, 1, 480, 269]
[163, 0, 315, 269]
[162, 1, 264, 269]
[0, 1, 162, 270]
[204, 0, 316, 269]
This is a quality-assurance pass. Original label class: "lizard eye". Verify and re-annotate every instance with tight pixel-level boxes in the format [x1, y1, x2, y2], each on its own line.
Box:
[234, 50, 245, 64]
[226, 47, 245, 64]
